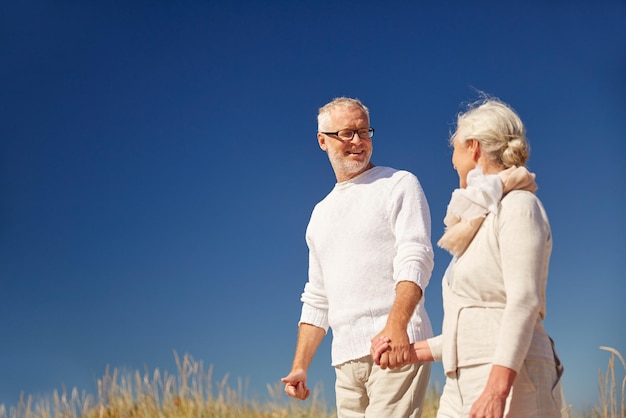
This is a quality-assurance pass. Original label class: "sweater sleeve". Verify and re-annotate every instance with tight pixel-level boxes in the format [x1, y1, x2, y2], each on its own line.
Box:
[299, 229, 330, 333]
[389, 172, 434, 291]
[492, 192, 551, 371]
[426, 334, 443, 362]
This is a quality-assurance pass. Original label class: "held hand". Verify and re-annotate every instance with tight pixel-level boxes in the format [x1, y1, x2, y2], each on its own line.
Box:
[370, 336, 391, 366]
[371, 337, 434, 369]
[281, 369, 310, 400]
[372, 327, 411, 369]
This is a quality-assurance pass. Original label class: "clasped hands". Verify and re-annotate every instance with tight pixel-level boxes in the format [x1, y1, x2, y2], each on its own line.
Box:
[370, 328, 414, 370]
[371, 333, 433, 369]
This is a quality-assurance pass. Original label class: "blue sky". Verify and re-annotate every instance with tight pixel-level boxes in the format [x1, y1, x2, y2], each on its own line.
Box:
[1, 0, 624, 413]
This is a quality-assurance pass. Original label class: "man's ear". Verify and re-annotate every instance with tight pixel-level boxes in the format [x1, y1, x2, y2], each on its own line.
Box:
[318, 132, 328, 151]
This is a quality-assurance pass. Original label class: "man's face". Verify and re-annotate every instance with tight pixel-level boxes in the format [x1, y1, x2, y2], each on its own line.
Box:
[317, 106, 373, 182]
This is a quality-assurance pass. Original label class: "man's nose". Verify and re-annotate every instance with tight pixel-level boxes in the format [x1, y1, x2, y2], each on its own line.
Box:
[349, 131, 363, 143]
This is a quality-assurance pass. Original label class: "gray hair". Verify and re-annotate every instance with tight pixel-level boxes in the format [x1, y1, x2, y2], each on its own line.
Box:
[317, 97, 370, 132]
[451, 96, 530, 168]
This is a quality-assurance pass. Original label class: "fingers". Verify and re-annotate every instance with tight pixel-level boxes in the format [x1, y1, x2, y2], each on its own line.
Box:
[371, 336, 413, 369]
[389, 349, 408, 369]
[284, 381, 310, 400]
[379, 352, 389, 370]
[370, 336, 391, 366]
[382, 353, 406, 369]
[282, 374, 310, 400]
[385, 350, 401, 369]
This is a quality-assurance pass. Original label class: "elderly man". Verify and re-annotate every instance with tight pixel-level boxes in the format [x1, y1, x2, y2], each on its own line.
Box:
[281, 97, 434, 417]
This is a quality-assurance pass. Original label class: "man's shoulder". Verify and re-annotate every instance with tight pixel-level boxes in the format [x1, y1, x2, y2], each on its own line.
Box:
[373, 166, 418, 181]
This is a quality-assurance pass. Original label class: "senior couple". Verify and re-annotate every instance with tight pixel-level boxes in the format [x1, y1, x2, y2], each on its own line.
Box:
[281, 96, 564, 417]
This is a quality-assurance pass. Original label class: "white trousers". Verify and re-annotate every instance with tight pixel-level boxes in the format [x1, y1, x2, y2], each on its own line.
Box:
[334, 355, 431, 418]
[437, 360, 563, 418]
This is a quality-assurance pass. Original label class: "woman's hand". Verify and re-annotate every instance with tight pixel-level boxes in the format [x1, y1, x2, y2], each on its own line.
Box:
[370, 336, 391, 366]
[469, 390, 507, 418]
[469, 365, 516, 418]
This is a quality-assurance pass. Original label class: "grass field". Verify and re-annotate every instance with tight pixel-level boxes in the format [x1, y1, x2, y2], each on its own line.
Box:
[0, 348, 623, 418]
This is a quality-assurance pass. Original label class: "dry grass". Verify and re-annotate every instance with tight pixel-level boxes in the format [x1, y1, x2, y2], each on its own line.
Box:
[593, 346, 625, 418]
[560, 347, 625, 418]
[0, 352, 333, 418]
[0, 348, 623, 418]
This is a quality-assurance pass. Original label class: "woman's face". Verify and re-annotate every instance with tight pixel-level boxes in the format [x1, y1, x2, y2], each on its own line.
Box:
[451, 132, 478, 188]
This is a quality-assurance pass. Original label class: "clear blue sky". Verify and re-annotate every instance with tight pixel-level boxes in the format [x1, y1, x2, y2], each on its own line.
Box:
[1, 0, 624, 413]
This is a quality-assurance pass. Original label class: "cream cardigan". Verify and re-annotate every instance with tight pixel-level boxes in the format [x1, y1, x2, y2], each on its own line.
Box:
[428, 190, 556, 375]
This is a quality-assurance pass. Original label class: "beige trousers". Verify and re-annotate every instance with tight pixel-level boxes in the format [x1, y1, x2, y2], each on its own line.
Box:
[437, 360, 563, 418]
[334, 356, 431, 418]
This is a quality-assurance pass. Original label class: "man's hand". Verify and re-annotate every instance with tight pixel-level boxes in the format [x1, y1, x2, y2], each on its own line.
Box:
[371, 281, 421, 369]
[371, 325, 411, 369]
[281, 323, 324, 401]
[281, 369, 310, 400]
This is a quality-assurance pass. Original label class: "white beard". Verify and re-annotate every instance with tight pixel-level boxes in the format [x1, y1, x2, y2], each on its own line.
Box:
[327, 148, 371, 178]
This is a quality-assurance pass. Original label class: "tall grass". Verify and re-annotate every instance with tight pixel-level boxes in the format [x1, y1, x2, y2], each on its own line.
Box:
[593, 346, 625, 418]
[0, 352, 333, 418]
[0, 348, 622, 418]
[559, 347, 625, 418]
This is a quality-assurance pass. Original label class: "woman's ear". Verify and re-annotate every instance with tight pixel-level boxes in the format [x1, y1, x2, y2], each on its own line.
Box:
[468, 139, 481, 162]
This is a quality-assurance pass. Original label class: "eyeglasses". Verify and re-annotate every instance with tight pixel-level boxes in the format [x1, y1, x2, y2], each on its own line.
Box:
[320, 128, 375, 141]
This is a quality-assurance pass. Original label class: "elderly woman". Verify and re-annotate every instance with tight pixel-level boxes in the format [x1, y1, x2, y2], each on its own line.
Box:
[372, 97, 563, 417]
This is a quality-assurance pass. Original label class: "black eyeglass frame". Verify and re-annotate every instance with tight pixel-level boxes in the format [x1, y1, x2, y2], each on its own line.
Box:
[319, 127, 375, 141]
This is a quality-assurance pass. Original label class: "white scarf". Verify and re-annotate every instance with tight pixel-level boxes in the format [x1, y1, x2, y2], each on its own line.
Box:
[437, 166, 538, 257]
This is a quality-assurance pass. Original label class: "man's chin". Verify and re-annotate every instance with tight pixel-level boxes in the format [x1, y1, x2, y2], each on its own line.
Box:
[343, 161, 370, 175]
[328, 154, 371, 176]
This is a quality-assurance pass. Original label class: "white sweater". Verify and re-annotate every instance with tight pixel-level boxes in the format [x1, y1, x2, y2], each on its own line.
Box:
[299, 166, 434, 366]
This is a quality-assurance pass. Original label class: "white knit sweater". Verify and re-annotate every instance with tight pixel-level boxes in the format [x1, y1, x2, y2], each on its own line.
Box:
[299, 166, 435, 366]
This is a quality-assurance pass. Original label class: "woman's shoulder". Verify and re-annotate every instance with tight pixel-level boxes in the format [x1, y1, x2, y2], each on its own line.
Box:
[502, 189, 540, 205]
[499, 190, 548, 220]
